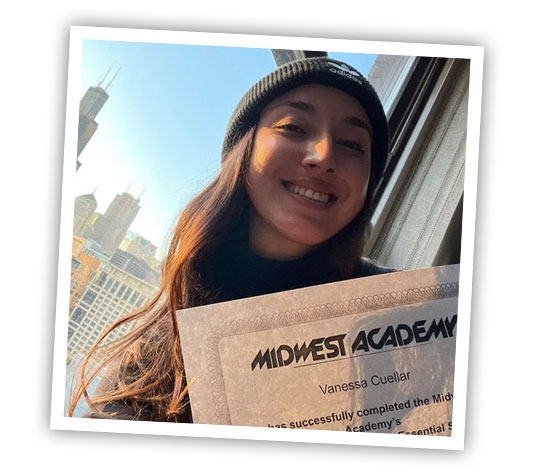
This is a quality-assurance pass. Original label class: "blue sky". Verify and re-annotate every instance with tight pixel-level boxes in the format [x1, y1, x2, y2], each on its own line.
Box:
[75, 38, 377, 259]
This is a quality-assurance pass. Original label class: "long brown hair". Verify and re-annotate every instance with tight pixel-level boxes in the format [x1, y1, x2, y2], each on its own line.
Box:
[68, 129, 254, 421]
[69, 123, 378, 421]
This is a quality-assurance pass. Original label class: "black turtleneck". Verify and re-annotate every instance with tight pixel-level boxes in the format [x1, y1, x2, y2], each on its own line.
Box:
[201, 221, 393, 304]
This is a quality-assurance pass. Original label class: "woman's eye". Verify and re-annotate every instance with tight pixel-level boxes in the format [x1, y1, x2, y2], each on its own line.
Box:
[339, 140, 365, 153]
[277, 123, 305, 134]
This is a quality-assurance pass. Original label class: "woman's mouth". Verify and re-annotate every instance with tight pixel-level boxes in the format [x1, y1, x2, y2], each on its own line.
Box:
[283, 182, 337, 204]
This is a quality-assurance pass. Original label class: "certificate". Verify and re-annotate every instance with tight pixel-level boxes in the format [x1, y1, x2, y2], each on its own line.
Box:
[177, 264, 459, 436]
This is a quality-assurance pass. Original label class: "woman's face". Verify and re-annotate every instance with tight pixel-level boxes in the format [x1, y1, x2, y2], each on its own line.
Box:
[246, 84, 373, 260]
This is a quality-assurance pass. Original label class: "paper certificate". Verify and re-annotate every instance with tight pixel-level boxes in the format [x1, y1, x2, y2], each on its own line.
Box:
[177, 264, 459, 436]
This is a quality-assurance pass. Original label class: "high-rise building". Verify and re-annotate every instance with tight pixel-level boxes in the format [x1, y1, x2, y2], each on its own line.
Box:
[67, 261, 158, 365]
[77, 66, 119, 170]
[271, 50, 327, 66]
[73, 192, 97, 237]
[93, 191, 141, 256]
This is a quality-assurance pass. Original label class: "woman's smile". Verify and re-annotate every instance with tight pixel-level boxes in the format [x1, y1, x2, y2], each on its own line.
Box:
[282, 180, 337, 206]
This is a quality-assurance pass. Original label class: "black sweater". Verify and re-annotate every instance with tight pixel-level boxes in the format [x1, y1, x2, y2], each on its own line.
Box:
[202, 225, 393, 303]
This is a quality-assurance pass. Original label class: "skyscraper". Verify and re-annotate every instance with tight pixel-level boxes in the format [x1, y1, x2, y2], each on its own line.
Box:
[93, 191, 141, 256]
[271, 49, 327, 66]
[77, 66, 119, 170]
[73, 192, 97, 237]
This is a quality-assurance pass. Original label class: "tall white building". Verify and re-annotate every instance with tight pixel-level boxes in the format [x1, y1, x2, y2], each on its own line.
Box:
[67, 261, 158, 365]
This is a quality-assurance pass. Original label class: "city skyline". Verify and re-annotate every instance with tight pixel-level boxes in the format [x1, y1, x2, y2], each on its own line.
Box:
[69, 189, 162, 367]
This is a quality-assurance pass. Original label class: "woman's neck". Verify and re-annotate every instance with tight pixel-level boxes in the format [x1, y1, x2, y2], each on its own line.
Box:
[247, 213, 321, 261]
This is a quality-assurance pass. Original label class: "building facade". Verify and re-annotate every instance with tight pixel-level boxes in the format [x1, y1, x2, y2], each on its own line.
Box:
[70, 239, 103, 313]
[67, 261, 158, 365]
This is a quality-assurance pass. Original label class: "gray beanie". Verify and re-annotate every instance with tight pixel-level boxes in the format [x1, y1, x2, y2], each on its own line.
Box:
[222, 56, 389, 187]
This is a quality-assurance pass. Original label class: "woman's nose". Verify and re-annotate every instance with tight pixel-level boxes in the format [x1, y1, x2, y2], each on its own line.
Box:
[302, 136, 336, 174]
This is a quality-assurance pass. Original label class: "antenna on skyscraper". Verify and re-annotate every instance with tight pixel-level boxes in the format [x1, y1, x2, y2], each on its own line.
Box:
[96, 64, 113, 88]
[96, 63, 119, 90]
[105, 67, 121, 92]
[138, 188, 146, 200]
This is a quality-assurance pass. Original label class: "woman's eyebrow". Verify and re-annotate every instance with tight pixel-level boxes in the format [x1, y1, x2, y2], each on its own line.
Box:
[275, 100, 315, 113]
[344, 116, 373, 137]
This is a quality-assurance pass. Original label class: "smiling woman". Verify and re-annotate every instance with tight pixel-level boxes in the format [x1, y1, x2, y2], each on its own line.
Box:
[69, 56, 394, 422]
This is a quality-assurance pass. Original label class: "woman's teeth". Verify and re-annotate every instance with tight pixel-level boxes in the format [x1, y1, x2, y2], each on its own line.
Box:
[288, 184, 331, 203]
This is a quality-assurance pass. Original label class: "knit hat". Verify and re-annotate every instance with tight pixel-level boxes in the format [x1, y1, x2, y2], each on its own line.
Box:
[222, 56, 389, 187]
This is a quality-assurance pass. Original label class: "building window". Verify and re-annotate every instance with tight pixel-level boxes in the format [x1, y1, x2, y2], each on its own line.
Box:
[110, 281, 120, 294]
[116, 284, 127, 298]
[71, 307, 87, 323]
[123, 287, 132, 301]
[130, 291, 140, 306]
[95, 272, 108, 287]
[104, 277, 114, 291]
[82, 289, 97, 304]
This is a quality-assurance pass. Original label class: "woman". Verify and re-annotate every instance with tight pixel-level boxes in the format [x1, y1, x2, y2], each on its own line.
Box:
[69, 56, 392, 422]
